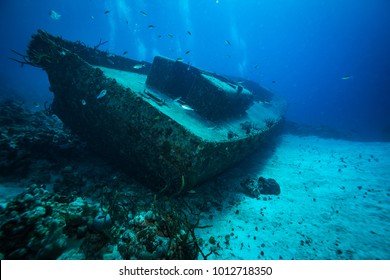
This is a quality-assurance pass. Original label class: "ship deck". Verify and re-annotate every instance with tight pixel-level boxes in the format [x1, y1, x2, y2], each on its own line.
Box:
[97, 66, 282, 142]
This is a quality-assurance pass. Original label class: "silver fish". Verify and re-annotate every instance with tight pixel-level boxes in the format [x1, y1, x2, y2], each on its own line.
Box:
[181, 104, 194, 111]
[133, 63, 145, 69]
[49, 10, 61, 20]
[32, 102, 40, 108]
[97, 89, 107, 99]
[341, 75, 352, 80]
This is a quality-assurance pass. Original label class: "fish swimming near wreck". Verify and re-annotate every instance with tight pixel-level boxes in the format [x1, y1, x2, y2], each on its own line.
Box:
[97, 89, 107, 99]
[341, 75, 353, 80]
[32, 102, 40, 108]
[173, 97, 194, 111]
[181, 104, 194, 111]
[133, 63, 145, 69]
[49, 10, 61, 20]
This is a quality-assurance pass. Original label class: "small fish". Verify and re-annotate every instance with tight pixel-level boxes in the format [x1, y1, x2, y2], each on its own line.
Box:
[157, 35, 162, 38]
[97, 89, 107, 99]
[185, 50, 191, 55]
[187, 190, 196, 194]
[140, 11, 148, 16]
[81, 99, 87, 106]
[181, 104, 194, 111]
[49, 10, 61, 20]
[123, 51, 128, 55]
[133, 63, 145, 69]
[176, 58, 184, 62]
[341, 75, 352, 80]
[168, 33, 175, 38]
[225, 40, 231, 46]
[32, 102, 40, 108]
[104, 10, 110, 14]
[91, 16, 95, 20]
[148, 25, 155, 29]
[187, 31, 192, 36]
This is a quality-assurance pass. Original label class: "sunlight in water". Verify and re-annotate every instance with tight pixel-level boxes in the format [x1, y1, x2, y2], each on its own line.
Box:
[117, 0, 132, 23]
[136, 38, 146, 61]
[105, 0, 116, 51]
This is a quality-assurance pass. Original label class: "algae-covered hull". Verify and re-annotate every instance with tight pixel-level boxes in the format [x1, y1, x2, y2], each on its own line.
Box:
[25, 30, 286, 193]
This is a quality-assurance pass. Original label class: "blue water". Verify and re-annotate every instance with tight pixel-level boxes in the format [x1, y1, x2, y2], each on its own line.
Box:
[1, 0, 390, 139]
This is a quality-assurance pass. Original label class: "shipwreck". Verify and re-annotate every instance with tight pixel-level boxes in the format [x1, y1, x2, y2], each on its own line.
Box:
[20, 30, 286, 193]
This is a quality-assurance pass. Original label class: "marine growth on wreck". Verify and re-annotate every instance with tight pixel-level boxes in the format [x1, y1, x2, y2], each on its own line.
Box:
[23, 30, 286, 194]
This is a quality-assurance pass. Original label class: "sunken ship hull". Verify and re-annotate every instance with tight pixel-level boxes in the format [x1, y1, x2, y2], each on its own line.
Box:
[26, 30, 286, 193]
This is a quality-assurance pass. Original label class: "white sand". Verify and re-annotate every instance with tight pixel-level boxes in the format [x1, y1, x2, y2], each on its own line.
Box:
[196, 134, 390, 260]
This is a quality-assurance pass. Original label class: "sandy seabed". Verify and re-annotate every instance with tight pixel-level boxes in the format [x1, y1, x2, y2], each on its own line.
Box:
[196, 134, 390, 260]
[1, 133, 389, 260]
